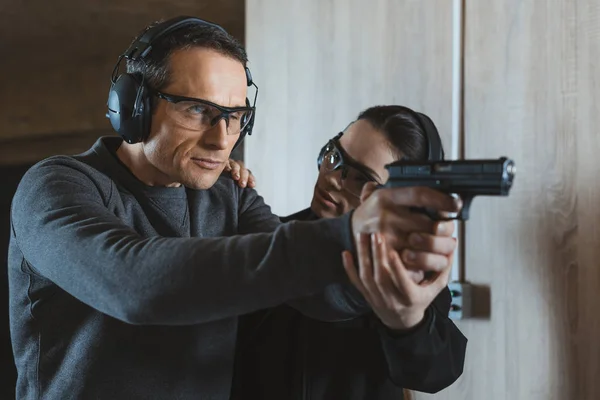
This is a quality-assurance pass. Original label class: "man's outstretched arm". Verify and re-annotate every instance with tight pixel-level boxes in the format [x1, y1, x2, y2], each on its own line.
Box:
[11, 158, 356, 326]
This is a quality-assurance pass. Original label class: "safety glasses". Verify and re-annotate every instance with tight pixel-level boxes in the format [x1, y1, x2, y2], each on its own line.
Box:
[154, 89, 256, 135]
[317, 132, 381, 197]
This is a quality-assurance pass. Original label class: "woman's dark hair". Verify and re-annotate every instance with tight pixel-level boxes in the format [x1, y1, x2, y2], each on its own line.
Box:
[126, 20, 248, 91]
[355, 105, 429, 160]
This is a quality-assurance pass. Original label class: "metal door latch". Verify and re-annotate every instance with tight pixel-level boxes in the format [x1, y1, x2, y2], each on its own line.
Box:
[448, 282, 472, 320]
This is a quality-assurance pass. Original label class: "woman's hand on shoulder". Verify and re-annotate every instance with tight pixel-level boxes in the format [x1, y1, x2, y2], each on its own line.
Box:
[225, 159, 256, 189]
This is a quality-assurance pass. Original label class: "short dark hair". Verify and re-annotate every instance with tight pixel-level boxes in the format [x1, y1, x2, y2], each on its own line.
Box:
[355, 105, 430, 160]
[126, 20, 248, 91]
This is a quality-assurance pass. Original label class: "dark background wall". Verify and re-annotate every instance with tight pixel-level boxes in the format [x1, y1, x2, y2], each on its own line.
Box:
[0, 2, 245, 397]
[0, 0, 246, 163]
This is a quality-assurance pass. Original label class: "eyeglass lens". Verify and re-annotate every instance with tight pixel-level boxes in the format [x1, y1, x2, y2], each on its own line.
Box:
[165, 101, 253, 135]
[320, 142, 374, 196]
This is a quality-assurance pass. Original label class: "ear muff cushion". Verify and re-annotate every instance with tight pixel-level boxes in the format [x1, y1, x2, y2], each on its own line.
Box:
[107, 74, 151, 144]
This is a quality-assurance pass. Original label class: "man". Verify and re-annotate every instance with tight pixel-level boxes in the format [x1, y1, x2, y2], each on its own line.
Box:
[8, 17, 461, 399]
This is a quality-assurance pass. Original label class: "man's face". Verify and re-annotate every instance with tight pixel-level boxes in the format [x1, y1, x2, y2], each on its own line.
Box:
[142, 47, 248, 189]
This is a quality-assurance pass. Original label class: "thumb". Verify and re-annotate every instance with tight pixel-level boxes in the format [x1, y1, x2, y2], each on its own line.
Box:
[360, 182, 378, 203]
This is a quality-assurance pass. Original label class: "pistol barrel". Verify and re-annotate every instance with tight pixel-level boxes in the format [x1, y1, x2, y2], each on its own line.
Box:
[384, 157, 515, 196]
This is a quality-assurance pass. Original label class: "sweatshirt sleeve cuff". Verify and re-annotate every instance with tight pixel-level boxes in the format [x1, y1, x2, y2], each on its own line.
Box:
[373, 306, 436, 348]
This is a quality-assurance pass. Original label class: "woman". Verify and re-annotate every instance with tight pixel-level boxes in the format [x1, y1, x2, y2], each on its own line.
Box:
[229, 105, 467, 400]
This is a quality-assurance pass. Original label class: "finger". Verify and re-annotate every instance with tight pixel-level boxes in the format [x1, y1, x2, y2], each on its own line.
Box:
[392, 212, 437, 236]
[362, 208, 437, 237]
[238, 162, 250, 187]
[378, 212, 438, 252]
[247, 170, 256, 188]
[356, 233, 387, 309]
[425, 254, 453, 298]
[230, 161, 242, 180]
[447, 251, 455, 270]
[371, 233, 402, 298]
[407, 234, 457, 256]
[356, 234, 375, 291]
[360, 182, 379, 203]
[355, 191, 442, 238]
[375, 234, 427, 299]
[379, 220, 451, 260]
[387, 249, 418, 300]
[383, 187, 463, 213]
[434, 220, 456, 237]
[341, 250, 371, 302]
[406, 269, 426, 284]
[401, 249, 450, 273]
[224, 160, 232, 172]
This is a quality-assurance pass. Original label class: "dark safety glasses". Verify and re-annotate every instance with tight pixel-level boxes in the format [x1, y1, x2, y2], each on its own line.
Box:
[317, 132, 381, 197]
[155, 91, 255, 135]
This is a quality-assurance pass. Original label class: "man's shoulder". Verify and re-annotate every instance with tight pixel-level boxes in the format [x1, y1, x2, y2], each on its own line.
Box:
[17, 151, 114, 200]
[214, 171, 239, 192]
[211, 171, 261, 203]
[25, 152, 106, 180]
[208, 172, 280, 230]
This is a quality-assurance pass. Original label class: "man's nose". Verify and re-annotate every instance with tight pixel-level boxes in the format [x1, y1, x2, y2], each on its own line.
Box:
[203, 119, 229, 150]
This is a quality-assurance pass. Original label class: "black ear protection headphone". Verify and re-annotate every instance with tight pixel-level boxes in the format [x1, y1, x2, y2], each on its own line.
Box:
[106, 16, 257, 149]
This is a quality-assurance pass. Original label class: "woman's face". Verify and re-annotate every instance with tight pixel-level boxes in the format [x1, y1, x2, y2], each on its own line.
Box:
[310, 119, 397, 219]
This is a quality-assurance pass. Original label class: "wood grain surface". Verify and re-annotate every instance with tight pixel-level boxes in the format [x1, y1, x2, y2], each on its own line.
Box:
[245, 0, 455, 216]
[417, 1, 600, 399]
[0, 0, 245, 162]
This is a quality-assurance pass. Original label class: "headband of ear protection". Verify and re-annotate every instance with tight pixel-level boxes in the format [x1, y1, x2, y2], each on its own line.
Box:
[410, 110, 445, 161]
[106, 16, 256, 149]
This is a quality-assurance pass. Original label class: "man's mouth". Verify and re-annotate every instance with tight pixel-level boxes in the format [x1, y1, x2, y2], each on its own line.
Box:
[191, 158, 224, 170]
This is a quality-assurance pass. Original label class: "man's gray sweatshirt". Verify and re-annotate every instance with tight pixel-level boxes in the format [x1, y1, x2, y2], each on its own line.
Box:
[7, 137, 358, 399]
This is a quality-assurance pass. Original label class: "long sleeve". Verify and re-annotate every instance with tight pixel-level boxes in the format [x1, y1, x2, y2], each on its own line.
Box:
[261, 207, 371, 321]
[237, 188, 371, 321]
[10, 160, 356, 326]
[375, 287, 468, 393]
[284, 283, 371, 321]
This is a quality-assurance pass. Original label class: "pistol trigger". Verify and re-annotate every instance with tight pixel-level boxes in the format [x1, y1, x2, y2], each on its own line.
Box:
[457, 196, 474, 221]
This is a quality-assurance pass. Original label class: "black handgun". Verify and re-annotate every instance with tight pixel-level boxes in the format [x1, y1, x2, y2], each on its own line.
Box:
[383, 157, 516, 221]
